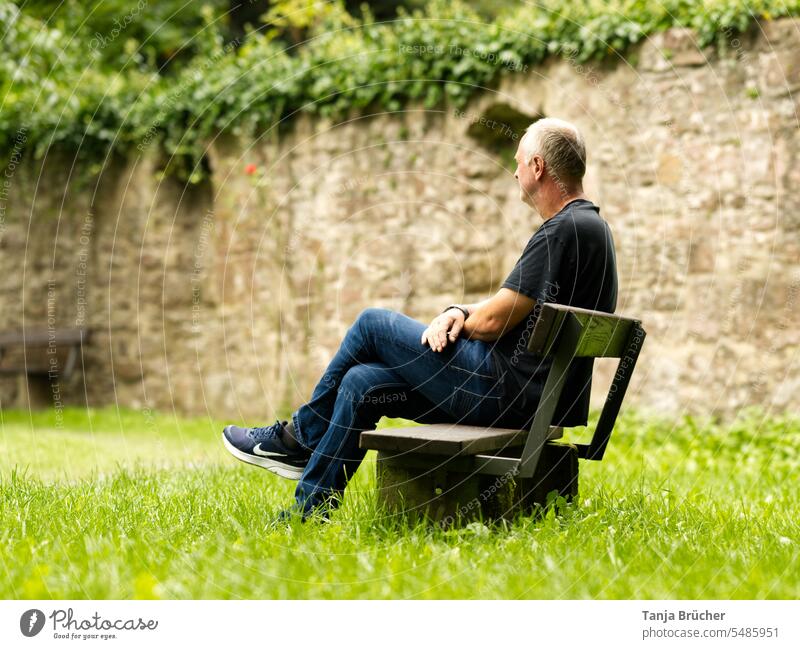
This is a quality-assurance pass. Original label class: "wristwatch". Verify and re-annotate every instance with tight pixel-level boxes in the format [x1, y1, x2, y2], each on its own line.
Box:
[442, 304, 469, 320]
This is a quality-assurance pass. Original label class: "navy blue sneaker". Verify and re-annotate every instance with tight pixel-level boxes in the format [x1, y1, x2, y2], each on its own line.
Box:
[222, 421, 309, 480]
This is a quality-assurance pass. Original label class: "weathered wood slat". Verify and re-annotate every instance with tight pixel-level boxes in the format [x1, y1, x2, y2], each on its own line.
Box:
[361, 424, 528, 455]
[0, 365, 51, 376]
[527, 303, 637, 358]
[360, 423, 562, 456]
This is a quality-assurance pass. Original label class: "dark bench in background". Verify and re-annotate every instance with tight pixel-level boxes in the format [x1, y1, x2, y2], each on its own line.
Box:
[0, 328, 91, 407]
[360, 303, 646, 524]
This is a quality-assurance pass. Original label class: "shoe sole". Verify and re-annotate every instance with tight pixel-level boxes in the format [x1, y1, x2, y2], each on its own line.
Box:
[222, 434, 305, 480]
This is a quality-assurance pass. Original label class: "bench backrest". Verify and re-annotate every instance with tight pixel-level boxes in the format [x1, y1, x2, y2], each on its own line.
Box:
[516, 303, 646, 478]
[0, 328, 90, 348]
[528, 303, 639, 358]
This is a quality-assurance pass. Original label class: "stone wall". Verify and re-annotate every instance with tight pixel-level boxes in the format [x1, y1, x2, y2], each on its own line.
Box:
[1, 19, 798, 421]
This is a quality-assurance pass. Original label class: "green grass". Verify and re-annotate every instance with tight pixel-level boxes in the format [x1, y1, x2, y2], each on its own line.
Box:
[1, 406, 799, 599]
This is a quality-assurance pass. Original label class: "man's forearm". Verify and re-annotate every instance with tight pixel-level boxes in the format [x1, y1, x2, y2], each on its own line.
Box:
[440, 287, 537, 344]
[459, 299, 504, 341]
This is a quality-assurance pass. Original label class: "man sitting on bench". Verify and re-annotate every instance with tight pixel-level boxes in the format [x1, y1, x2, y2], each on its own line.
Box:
[222, 117, 619, 520]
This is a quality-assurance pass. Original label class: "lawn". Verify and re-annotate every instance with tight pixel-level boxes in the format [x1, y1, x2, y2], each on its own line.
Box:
[1, 406, 798, 599]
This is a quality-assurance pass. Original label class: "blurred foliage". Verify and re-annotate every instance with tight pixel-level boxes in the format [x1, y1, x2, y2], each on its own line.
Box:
[262, 0, 359, 43]
[9, 0, 231, 71]
[2, 0, 799, 181]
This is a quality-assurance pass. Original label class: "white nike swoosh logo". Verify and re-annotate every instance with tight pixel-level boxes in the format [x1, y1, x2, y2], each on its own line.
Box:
[252, 444, 285, 457]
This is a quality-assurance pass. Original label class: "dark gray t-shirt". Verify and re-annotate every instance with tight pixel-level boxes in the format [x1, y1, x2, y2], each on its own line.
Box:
[491, 198, 618, 427]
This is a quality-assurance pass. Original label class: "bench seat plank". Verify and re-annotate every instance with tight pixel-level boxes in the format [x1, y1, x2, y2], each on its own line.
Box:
[360, 424, 557, 456]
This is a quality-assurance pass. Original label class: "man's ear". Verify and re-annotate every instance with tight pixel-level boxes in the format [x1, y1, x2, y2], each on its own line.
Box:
[531, 154, 545, 180]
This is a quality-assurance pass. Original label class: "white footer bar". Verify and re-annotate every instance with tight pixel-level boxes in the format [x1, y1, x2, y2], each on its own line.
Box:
[2, 600, 798, 648]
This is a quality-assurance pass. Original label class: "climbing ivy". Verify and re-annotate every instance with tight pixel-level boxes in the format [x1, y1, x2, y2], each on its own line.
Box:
[2, 0, 797, 181]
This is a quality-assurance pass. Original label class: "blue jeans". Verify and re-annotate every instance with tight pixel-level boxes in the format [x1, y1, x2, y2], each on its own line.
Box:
[291, 307, 508, 514]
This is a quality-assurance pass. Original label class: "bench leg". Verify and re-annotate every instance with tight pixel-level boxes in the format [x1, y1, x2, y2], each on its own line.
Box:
[15, 374, 52, 409]
[375, 443, 579, 525]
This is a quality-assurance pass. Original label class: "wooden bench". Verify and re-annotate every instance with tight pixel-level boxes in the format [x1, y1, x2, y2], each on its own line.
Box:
[0, 327, 92, 408]
[0, 328, 91, 380]
[359, 303, 646, 524]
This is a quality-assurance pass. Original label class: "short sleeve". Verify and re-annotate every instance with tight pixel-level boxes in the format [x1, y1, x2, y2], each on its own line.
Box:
[501, 224, 565, 303]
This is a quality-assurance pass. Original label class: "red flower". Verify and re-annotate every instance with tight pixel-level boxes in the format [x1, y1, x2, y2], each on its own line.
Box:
[244, 163, 258, 175]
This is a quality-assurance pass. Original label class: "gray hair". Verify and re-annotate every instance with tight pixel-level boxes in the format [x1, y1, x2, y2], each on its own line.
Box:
[522, 118, 586, 184]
